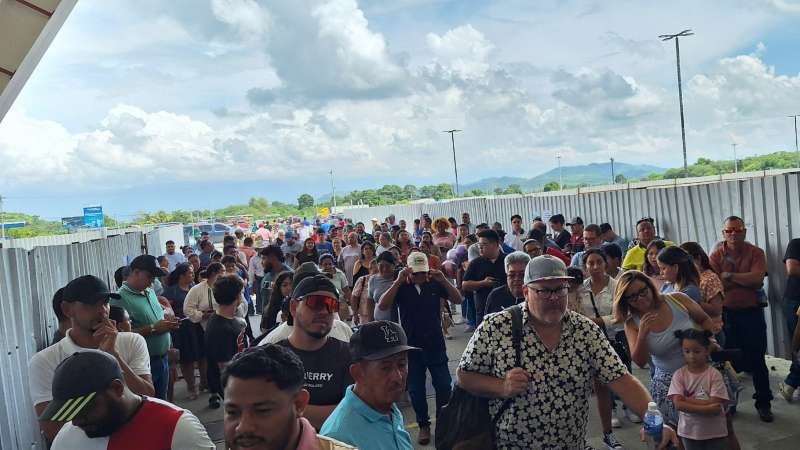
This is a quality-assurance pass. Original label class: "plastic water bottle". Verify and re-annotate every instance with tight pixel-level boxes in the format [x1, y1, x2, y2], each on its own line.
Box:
[643, 402, 663, 449]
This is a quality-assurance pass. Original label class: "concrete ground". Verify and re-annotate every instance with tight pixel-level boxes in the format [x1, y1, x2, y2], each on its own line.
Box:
[174, 313, 800, 450]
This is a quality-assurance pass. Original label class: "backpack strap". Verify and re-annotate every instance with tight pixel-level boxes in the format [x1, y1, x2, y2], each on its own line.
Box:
[491, 304, 525, 425]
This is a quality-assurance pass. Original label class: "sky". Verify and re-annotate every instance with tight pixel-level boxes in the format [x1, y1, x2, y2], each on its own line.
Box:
[1, 0, 800, 220]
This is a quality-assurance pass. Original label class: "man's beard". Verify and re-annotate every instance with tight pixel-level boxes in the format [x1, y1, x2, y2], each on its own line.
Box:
[81, 400, 127, 438]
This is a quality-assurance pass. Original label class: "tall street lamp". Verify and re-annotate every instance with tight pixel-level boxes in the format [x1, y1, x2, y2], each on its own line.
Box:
[790, 115, 800, 167]
[660, 29, 694, 178]
[443, 129, 462, 197]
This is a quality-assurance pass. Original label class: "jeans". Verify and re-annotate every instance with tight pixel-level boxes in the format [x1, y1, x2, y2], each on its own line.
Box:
[783, 296, 800, 388]
[253, 275, 263, 314]
[462, 295, 476, 327]
[407, 349, 452, 427]
[150, 354, 169, 400]
[723, 307, 773, 408]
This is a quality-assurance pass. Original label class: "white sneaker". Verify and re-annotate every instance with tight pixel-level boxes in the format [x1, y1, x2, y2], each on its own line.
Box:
[779, 382, 796, 402]
[611, 416, 622, 428]
[624, 407, 642, 423]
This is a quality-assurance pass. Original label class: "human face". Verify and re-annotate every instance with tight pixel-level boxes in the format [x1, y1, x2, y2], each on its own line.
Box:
[224, 376, 308, 450]
[353, 352, 409, 411]
[304, 239, 315, 251]
[225, 262, 237, 274]
[181, 267, 195, 284]
[506, 263, 526, 298]
[279, 278, 292, 298]
[681, 338, 710, 370]
[333, 239, 343, 253]
[583, 231, 601, 250]
[189, 256, 200, 271]
[646, 246, 659, 267]
[621, 279, 655, 313]
[379, 233, 390, 247]
[569, 223, 584, 236]
[511, 217, 522, 233]
[637, 221, 655, 245]
[71, 385, 128, 438]
[166, 242, 175, 254]
[422, 233, 432, 245]
[723, 219, 747, 247]
[523, 241, 542, 258]
[585, 253, 607, 279]
[356, 223, 365, 233]
[159, 258, 170, 270]
[65, 299, 110, 332]
[458, 225, 468, 238]
[436, 222, 447, 233]
[419, 242, 431, 256]
[125, 269, 153, 292]
[362, 245, 375, 259]
[116, 312, 132, 332]
[261, 255, 273, 272]
[399, 220, 407, 230]
[378, 261, 395, 278]
[462, 213, 470, 224]
[291, 292, 336, 339]
[550, 220, 563, 232]
[347, 232, 358, 246]
[657, 260, 679, 283]
[390, 248, 402, 263]
[478, 237, 500, 259]
[320, 258, 335, 274]
[524, 280, 569, 326]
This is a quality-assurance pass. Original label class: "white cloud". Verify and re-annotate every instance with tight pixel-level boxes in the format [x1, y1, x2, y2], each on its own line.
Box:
[426, 25, 495, 78]
[210, 0, 271, 41]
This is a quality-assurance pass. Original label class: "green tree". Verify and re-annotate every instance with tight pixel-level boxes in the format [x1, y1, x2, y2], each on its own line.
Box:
[503, 184, 523, 195]
[543, 181, 560, 192]
[614, 174, 627, 184]
[297, 194, 315, 209]
[403, 184, 417, 200]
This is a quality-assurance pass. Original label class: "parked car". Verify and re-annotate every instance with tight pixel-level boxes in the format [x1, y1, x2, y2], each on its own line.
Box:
[194, 222, 232, 244]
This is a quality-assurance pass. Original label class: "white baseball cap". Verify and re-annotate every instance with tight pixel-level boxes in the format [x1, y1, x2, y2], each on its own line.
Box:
[407, 251, 430, 273]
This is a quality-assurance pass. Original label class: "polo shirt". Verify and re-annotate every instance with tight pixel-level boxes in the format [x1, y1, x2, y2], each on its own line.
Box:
[622, 240, 674, 271]
[709, 241, 766, 310]
[320, 385, 413, 450]
[113, 284, 170, 356]
[395, 281, 449, 352]
[484, 285, 520, 316]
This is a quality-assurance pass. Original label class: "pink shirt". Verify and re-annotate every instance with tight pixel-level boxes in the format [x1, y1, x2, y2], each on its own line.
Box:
[667, 366, 729, 440]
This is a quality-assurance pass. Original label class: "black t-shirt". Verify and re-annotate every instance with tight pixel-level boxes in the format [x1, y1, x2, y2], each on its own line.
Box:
[784, 238, 800, 299]
[395, 281, 449, 352]
[277, 338, 352, 405]
[205, 314, 246, 363]
[484, 285, 520, 316]
[464, 255, 507, 317]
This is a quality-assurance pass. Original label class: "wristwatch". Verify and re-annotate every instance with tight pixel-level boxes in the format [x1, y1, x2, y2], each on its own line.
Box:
[149, 324, 156, 334]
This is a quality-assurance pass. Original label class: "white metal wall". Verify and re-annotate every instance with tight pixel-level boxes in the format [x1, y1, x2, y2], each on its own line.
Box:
[0, 232, 144, 449]
[145, 225, 185, 257]
[3, 224, 159, 251]
[341, 170, 800, 358]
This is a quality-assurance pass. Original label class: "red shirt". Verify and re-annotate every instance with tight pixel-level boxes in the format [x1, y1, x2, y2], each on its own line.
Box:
[709, 242, 766, 309]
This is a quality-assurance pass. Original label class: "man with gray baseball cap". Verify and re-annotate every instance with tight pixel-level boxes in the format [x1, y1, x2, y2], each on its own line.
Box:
[457, 255, 678, 449]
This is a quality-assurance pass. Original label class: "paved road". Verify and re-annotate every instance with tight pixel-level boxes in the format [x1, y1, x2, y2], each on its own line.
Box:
[174, 312, 800, 450]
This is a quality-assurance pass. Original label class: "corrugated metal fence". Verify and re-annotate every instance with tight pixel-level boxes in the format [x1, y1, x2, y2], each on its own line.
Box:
[341, 169, 800, 358]
[0, 229, 153, 449]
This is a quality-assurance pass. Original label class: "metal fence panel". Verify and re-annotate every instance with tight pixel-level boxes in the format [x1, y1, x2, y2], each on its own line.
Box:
[341, 170, 800, 357]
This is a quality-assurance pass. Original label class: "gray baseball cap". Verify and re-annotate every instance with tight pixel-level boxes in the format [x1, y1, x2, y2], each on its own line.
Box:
[524, 255, 574, 284]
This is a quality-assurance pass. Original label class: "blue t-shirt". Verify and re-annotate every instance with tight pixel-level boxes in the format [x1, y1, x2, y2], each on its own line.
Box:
[661, 283, 702, 304]
[320, 385, 413, 450]
[316, 241, 334, 255]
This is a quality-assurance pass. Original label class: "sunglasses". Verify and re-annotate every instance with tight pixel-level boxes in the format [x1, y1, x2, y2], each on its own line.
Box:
[301, 294, 339, 313]
[723, 227, 746, 234]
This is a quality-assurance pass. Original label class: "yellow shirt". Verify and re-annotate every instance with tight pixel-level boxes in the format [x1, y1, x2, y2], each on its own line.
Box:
[621, 241, 673, 271]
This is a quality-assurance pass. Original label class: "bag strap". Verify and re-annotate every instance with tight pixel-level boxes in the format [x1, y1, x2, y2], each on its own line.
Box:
[587, 290, 609, 336]
[665, 292, 688, 313]
[491, 304, 524, 425]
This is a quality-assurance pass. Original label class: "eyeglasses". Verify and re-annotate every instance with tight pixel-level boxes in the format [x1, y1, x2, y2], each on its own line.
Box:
[622, 287, 649, 303]
[301, 295, 339, 313]
[723, 227, 746, 234]
[529, 286, 569, 298]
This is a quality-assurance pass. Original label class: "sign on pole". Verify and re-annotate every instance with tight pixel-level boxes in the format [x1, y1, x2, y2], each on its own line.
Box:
[83, 206, 104, 228]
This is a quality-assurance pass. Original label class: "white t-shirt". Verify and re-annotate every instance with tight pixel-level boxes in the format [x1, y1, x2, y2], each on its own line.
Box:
[260, 320, 353, 345]
[29, 331, 151, 406]
[163, 252, 187, 272]
[51, 396, 214, 450]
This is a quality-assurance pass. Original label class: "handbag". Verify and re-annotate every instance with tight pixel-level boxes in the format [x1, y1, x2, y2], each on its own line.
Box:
[588, 290, 631, 368]
[435, 304, 524, 450]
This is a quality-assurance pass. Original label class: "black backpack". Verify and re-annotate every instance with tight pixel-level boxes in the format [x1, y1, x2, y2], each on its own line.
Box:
[435, 304, 524, 450]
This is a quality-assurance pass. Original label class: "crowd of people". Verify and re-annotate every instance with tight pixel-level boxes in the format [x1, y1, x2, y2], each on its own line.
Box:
[27, 211, 800, 450]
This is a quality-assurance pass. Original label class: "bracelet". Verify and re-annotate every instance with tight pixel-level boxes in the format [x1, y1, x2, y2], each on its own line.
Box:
[149, 324, 156, 334]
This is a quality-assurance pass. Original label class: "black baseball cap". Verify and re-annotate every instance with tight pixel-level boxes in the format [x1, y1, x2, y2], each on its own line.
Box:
[292, 274, 339, 300]
[63, 275, 121, 304]
[567, 216, 584, 226]
[39, 350, 123, 422]
[129, 255, 168, 277]
[350, 320, 419, 362]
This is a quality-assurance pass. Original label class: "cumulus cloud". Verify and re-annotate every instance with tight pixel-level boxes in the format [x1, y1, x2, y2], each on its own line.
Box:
[426, 25, 495, 79]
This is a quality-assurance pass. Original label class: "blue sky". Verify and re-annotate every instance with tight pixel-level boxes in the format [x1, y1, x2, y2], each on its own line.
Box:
[1, 0, 800, 220]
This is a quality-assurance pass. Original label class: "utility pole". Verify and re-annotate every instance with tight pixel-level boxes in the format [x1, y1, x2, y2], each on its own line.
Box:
[557, 154, 563, 190]
[610, 157, 616, 184]
[660, 29, 694, 178]
[443, 129, 462, 197]
[732, 143, 738, 173]
[329, 170, 336, 210]
[790, 115, 800, 167]
[0, 194, 4, 241]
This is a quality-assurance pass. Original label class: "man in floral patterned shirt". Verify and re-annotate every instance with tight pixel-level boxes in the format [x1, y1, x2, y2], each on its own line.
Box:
[457, 255, 678, 450]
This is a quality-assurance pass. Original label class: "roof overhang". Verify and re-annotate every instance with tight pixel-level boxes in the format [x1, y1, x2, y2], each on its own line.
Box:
[0, 0, 77, 123]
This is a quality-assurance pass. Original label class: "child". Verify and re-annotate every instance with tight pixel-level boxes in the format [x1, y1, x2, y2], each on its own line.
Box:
[668, 329, 731, 450]
[204, 274, 247, 409]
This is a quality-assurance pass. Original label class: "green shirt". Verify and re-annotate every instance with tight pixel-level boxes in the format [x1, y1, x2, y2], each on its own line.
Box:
[112, 284, 170, 357]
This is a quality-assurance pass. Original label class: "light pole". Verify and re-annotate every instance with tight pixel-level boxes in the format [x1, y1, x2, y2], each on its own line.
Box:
[0, 194, 5, 241]
[790, 115, 800, 167]
[660, 29, 694, 178]
[443, 129, 462, 197]
[329, 170, 336, 210]
[610, 157, 616, 184]
[557, 154, 563, 190]
[731, 143, 738, 173]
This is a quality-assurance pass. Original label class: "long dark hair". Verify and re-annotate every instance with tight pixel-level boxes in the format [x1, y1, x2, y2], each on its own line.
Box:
[360, 241, 376, 260]
[679, 241, 712, 271]
[674, 328, 714, 347]
[643, 240, 667, 277]
[167, 263, 192, 287]
[263, 271, 294, 332]
[657, 246, 700, 289]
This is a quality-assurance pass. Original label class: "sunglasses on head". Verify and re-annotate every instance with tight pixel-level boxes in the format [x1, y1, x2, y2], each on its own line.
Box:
[301, 294, 339, 313]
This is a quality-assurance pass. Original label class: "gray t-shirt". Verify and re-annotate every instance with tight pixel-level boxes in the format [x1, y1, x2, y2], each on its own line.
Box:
[369, 275, 398, 322]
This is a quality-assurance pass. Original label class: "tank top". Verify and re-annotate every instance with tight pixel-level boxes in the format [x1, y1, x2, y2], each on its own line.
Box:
[633, 295, 695, 373]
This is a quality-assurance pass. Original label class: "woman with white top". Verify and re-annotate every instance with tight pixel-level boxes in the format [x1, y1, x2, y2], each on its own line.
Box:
[184, 263, 247, 329]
